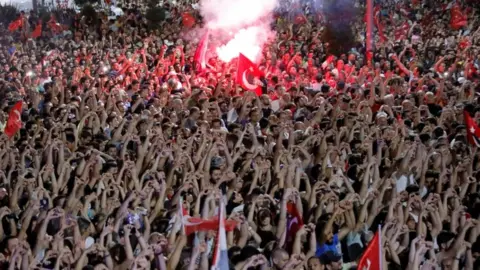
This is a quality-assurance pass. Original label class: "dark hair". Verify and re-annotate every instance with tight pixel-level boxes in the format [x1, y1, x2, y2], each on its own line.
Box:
[109, 244, 127, 263]
[0, 236, 16, 253]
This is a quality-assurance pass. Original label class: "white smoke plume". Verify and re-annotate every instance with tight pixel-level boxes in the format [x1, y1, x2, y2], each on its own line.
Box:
[199, 0, 278, 62]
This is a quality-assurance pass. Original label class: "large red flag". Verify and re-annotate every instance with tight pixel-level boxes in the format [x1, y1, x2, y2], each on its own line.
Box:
[236, 53, 264, 96]
[358, 228, 382, 270]
[193, 30, 210, 72]
[450, 4, 467, 30]
[183, 216, 238, 235]
[31, 21, 42, 39]
[464, 110, 480, 147]
[8, 16, 23, 32]
[4, 101, 23, 138]
[175, 196, 237, 235]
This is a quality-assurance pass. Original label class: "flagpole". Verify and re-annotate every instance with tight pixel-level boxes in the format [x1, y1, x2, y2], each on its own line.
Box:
[236, 54, 241, 90]
[378, 224, 383, 270]
[179, 196, 185, 234]
[366, 0, 374, 65]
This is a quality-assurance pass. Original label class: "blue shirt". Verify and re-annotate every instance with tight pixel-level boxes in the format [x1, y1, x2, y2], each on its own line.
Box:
[316, 234, 340, 257]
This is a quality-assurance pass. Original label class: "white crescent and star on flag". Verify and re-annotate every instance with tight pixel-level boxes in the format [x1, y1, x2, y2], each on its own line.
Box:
[242, 67, 264, 90]
[12, 110, 22, 127]
[242, 70, 258, 90]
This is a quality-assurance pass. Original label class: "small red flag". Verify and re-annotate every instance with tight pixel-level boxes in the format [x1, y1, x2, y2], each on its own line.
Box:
[4, 101, 23, 138]
[8, 16, 23, 32]
[193, 30, 210, 72]
[236, 53, 264, 96]
[31, 21, 42, 39]
[450, 4, 468, 30]
[294, 14, 306, 25]
[394, 22, 410, 42]
[464, 110, 480, 147]
[182, 12, 196, 28]
[322, 55, 335, 69]
[374, 6, 387, 43]
[286, 201, 304, 243]
[358, 228, 382, 270]
[48, 16, 64, 34]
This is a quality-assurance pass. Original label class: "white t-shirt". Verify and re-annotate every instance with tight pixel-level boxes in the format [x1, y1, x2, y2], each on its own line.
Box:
[395, 173, 428, 197]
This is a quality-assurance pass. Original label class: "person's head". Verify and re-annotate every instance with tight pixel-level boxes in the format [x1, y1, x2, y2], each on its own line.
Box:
[437, 231, 456, 251]
[132, 80, 140, 91]
[316, 219, 334, 244]
[376, 111, 388, 126]
[425, 91, 435, 104]
[210, 167, 222, 183]
[132, 255, 150, 269]
[94, 264, 110, 270]
[110, 244, 127, 263]
[1, 236, 18, 254]
[307, 257, 324, 270]
[271, 248, 289, 269]
[249, 107, 262, 123]
[320, 251, 342, 270]
[440, 257, 454, 270]
[139, 88, 148, 99]
[189, 107, 200, 120]
[78, 217, 94, 237]
[257, 208, 271, 226]
[211, 118, 222, 129]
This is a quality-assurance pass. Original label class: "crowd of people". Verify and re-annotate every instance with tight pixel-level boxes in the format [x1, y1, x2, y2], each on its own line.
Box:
[0, 0, 480, 269]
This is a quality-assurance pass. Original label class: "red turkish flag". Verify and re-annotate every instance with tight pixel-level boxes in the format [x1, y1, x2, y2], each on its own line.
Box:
[183, 216, 237, 235]
[394, 22, 409, 42]
[357, 228, 382, 270]
[450, 4, 467, 30]
[464, 110, 480, 147]
[8, 16, 23, 32]
[236, 53, 264, 96]
[4, 101, 23, 138]
[31, 21, 42, 39]
[193, 30, 210, 72]
[182, 12, 196, 28]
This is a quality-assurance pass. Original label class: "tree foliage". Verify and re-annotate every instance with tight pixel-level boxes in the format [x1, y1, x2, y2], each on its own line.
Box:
[81, 4, 98, 24]
[145, 7, 166, 23]
[0, 4, 19, 26]
[74, 0, 97, 7]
